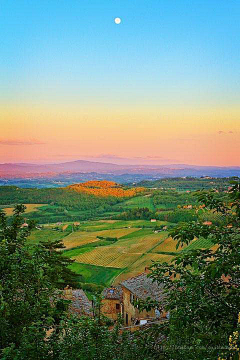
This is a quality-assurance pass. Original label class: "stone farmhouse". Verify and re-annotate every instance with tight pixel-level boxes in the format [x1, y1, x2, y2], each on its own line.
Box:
[102, 273, 166, 326]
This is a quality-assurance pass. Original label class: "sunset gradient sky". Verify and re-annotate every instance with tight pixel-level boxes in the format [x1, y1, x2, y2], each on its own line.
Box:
[0, 0, 239, 166]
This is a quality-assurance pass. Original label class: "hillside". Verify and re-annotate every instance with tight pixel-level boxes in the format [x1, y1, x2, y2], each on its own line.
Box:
[67, 180, 145, 197]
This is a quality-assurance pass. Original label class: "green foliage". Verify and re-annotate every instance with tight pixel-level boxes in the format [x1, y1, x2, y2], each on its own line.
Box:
[138, 177, 230, 191]
[116, 207, 156, 220]
[47, 316, 163, 360]
[157, 208, 198, 223]
[0, 205, 69, 356]
[97, 236, 118, 242]
[39, 239, 79, 289]
[149, 180, 240, 359]
[0, 186, 123, 223]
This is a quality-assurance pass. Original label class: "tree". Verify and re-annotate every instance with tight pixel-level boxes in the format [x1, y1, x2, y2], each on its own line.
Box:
[40, 239, 79, 289]
[149, 180, 240, 359]
[0, 205, 68, 358]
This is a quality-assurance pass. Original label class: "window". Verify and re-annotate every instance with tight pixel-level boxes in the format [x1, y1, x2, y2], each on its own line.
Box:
[116, 303, 120, 310]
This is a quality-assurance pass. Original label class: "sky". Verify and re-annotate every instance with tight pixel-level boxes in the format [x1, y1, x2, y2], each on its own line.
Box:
[0, 0, 239, 166]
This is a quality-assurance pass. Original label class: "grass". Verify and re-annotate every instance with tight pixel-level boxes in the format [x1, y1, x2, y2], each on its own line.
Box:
[64, 247, 94, 257]
[120, 195, 155, 211]
[69, 262, 122, 286]
[119, 228, 151, 240]
[27, 228, 68, 244]
[76, 219, 170, 233]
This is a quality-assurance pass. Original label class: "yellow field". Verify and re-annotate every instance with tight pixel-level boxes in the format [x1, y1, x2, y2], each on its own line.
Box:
[63, 232, 99, 249]
[110, 232, 168, 253]
[63, 228, 139, 250]
[128, 233, 168, 253]
[73, 245, 143, 269]
[98, 220, 117, 223]
[3, 204, 46, 216]
[107, 253, 141, 268]
[113, 253, 174, 283]
[151, 236, 186, 253]
[73, 246, 123, 267]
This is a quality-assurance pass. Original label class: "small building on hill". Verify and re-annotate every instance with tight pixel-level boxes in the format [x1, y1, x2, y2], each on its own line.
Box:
[20, 222, 28, 228]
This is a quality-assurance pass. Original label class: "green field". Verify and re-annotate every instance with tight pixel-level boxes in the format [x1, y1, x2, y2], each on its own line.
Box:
[121, 195, 155, 211]
[69, 263, 122, 286]
[28, 228, 68, 244]
[183, 237, 214, 251]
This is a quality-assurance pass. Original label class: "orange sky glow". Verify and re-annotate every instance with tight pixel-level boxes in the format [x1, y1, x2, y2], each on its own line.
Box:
[0, 103, 239, 166]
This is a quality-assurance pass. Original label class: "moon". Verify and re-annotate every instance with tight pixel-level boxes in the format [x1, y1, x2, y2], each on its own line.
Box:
[114, 17, 121, 24]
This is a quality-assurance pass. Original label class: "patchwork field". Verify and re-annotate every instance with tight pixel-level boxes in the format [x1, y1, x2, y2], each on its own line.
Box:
[73, 247, 141, 268]
[26, 219, 214, 287]
[69, 263, 122, 286]
[113, 253, 174, 283]
[78, 219, 169, 232]
[63, 227, 139, 249]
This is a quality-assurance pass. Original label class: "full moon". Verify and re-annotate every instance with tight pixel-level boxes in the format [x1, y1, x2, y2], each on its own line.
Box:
[114, 17, 121, 24]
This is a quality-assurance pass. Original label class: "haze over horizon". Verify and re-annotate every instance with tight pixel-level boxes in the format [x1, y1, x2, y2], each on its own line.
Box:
[0, 0, 239, 166]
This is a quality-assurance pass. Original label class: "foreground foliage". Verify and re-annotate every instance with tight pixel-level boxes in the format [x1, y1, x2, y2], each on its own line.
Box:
[149, 180, 240, 359]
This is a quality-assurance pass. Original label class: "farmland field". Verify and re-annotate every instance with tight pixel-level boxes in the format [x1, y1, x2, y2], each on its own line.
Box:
[62, 227, 138, 249]
[113, 253, 174, 283]
[1, 178, 230, 289]
[69, 263, 122, 286]
[184, 237, 214, 251]
[28, 228, 68, 244]
[121, 195, 155, 211]
[152, 236, 187, 253]
[3, 204, 46, 216]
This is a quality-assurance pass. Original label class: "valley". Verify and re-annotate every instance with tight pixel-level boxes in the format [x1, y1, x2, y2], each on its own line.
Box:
[0, 177, 227, 290]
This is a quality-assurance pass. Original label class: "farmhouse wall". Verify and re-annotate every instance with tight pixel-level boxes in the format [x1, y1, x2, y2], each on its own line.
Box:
[101, 298, 122, 321]
[122, 286, 155, 326]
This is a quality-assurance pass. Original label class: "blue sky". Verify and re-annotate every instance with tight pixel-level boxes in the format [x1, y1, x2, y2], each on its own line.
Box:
[1, 0, 240, 106]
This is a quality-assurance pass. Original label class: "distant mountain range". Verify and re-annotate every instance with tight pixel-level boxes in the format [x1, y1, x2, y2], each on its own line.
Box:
[0, 160, 240, 179]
